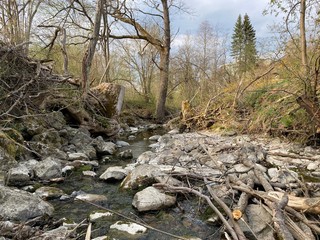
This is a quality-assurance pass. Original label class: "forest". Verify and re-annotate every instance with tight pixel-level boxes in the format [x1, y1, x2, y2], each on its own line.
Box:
[0, 0, 319, 141]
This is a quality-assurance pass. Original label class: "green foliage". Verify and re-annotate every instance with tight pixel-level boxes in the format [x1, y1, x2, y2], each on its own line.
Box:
[231, 14, 257, 74]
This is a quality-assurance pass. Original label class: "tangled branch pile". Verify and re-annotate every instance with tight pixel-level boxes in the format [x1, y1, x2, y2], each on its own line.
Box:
[0, 42, 67, 119]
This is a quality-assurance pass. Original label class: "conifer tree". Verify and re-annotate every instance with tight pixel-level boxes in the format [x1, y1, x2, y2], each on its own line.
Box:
[231, 14, 257, 73]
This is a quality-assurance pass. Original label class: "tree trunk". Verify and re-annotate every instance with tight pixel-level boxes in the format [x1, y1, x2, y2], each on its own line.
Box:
[81, 0, 102, 96]
[156, 49, 170, 121]
[155, 0, 171, 122]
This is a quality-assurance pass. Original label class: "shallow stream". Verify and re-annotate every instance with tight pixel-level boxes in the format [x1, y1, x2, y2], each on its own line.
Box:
[49, 130, 216, 240]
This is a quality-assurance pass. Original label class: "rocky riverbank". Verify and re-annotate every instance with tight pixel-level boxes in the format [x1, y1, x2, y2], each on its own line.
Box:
[1, 115, 320, 239]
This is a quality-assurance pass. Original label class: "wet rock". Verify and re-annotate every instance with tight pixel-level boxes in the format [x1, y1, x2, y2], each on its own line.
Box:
[33, 157, 62, 180]
[0, 185, 54, 221]
[99, 166, 127, 181]
[149, 135, 161, 141]
[34, 186, 65, 200]
[128, 135, 136, 140]
[116, 140, 130, 147]
[110, 221, 147, 235]
[132, 186, 176, 212]
[118, 149, 133, 159]
[89, 211, 113, 222]
[93, 136, 117, 155]
[5, 165, 31, 186]
[75, 193, 107, 203]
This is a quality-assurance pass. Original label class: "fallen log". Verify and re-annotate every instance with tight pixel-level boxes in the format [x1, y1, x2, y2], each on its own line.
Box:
[268, 191, 320, 214]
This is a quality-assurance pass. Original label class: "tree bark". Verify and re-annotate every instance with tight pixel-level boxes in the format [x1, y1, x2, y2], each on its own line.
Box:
[155, 0, 171, 121]
[81, 0, 103, 96]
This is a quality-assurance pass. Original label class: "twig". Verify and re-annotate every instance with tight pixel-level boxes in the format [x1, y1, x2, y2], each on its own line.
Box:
[78, 199, 190, 240]
[154, 183, 240, 240]
[204, 178, 246, 240]
[85, 222, 91, 240]
[265, 194, 294, 240]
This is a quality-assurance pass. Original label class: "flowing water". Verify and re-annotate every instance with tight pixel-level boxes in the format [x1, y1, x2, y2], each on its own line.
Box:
[49, 130, 217, 240]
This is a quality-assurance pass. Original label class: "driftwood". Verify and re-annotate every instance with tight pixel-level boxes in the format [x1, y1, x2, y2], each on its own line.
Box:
[268, 191, 320, 214]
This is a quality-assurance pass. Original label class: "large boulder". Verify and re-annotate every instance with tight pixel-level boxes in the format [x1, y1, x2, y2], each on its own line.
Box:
[89, 83, 125, 118]
[120, 164, 161, 189]
[33, 157, 62, 180]
[93, 136, 117, 155]
[99, 166, 127, 181]
[5, 165, 32, 186]
[132, 186, 176, 212]
[0, 185, 54, 221]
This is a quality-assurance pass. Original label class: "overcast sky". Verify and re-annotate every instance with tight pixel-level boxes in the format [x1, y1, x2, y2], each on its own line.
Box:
[172, 0, 279, 39]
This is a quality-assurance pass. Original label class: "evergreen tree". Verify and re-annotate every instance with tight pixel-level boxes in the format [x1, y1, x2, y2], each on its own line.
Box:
[231, 14, 257, 73]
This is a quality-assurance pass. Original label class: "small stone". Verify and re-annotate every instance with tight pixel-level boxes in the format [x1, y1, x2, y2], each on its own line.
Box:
[168, 129, 179, 134]
[130, 127, 139, 133]
[149, 135, 161, 141]
[68, 152, 88, 161]
[116, 140, 130, 147]
[62, 165, 75, 175]
[128, 135, 136, 140]
[83, 171, 96, 177]
[118, 149, 133, 159]
[89, 211, 113, 221]
[34, 186, 65, 200]
[311, 171, 320, 177]
[75, 193, 107, 203]
[110, 221, 147, 235]
[307, 162, 319, 171]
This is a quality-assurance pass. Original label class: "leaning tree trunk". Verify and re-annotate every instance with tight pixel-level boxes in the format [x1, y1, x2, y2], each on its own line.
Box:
[81, 0, 102, 96]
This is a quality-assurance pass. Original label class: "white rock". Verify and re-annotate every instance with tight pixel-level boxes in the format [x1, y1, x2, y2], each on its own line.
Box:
[68, 152, 88, 161]
[83, 171, 96, 177]
[75, 193, 107, 203]
[307, 162, 319, 171]
[132, 186, 176, 212]
[91, 237, 109, 240]
[149, 135, 161, 141]
[130, 127, 139, 133]
[62, 165, 74, 174]
[168, 129, 179, 134]
[110, 221, 147, 235]
[89, 211, 113, 221]
[99, 166, 127, 181]
[116, 140, 130, 147]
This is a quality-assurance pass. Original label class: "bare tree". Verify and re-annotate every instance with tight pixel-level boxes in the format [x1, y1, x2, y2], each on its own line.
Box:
[0, 0, 43, 54]
[108, 0, 176, 121]
[267, 0, 320, 128]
